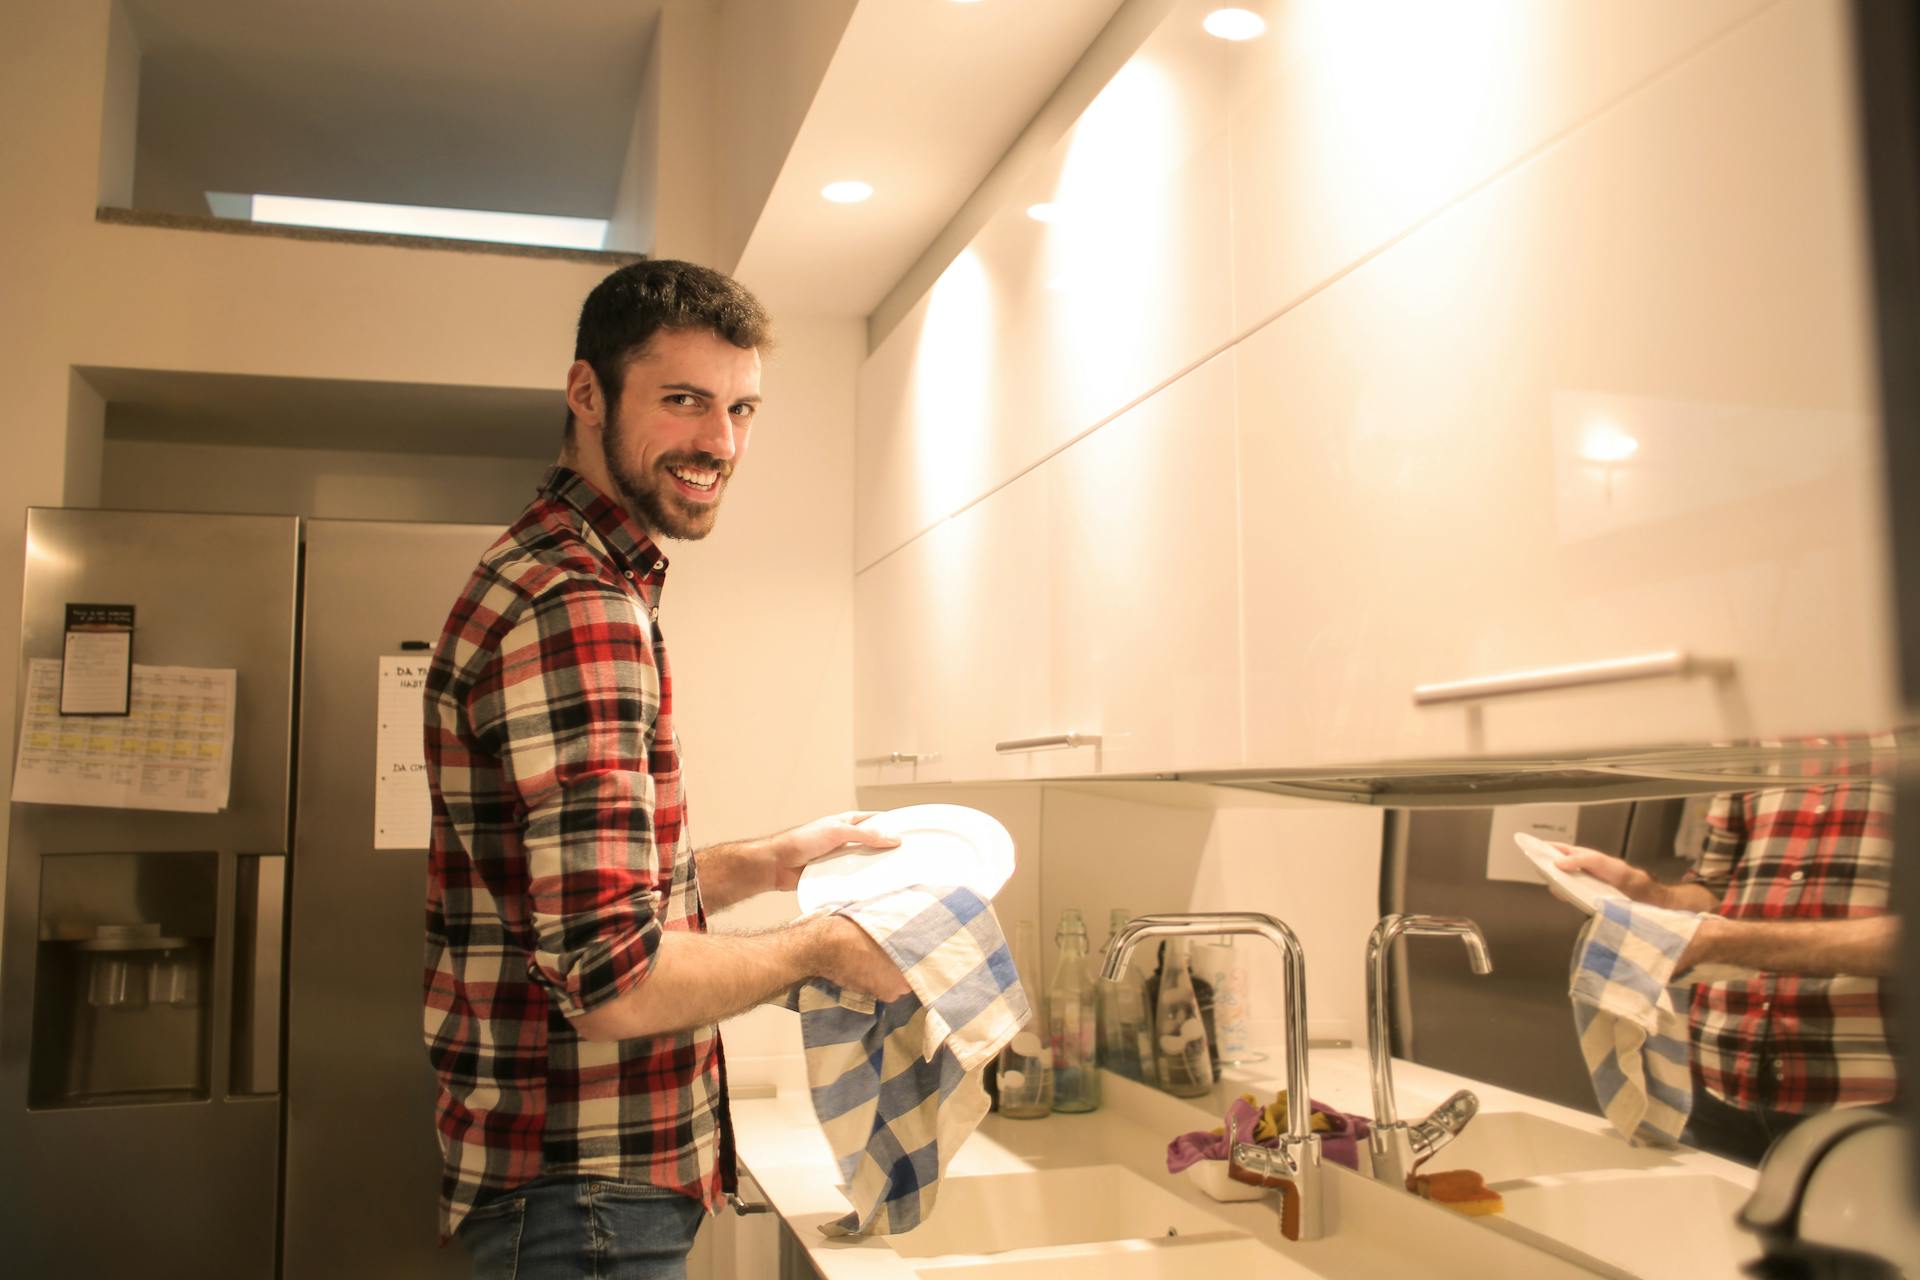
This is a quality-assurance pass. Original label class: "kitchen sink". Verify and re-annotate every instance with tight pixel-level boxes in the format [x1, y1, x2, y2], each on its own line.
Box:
[1419, 1109, 1679, 1182]
[1489, 1171, 1760, 1280]
[888, 1164, 1241, 1260]
[910, 1237, 1290, 1278]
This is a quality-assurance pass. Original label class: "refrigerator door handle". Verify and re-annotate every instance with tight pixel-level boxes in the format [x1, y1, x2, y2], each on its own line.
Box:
[231, 854, 286, 1097]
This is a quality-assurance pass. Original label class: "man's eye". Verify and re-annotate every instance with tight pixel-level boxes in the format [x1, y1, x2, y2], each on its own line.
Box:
[730, 403, 757, 419]
[669, 394, 699, 408]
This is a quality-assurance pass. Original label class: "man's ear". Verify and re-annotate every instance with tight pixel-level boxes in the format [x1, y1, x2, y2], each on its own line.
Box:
[564, 359, 603, 429]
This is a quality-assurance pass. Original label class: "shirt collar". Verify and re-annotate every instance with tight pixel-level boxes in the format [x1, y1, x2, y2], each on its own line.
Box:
[540, 465, 669, 583]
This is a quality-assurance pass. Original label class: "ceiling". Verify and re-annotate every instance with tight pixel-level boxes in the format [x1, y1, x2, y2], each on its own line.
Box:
[122, 0, 1132, 321]
[125, 0, 668, 219]
[735, 0, 1129, 318]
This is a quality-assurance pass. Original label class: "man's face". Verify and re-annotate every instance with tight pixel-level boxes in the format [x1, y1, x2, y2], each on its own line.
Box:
[600, 327, 762, 541]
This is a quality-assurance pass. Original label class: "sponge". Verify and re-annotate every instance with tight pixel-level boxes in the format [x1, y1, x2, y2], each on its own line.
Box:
[1407, 1169, 1504, 1217]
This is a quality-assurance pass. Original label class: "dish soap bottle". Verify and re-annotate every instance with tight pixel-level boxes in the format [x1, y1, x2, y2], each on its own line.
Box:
[1098, 907, 1156, 1085]
[1153, 937, 1214, 1098]
[995, 919, 1052, 1118]
[1049, 909, 1100, 1112]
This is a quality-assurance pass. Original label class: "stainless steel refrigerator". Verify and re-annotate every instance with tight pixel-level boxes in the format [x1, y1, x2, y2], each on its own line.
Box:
[1, 507, 501, 1278]
[1382, 797, 1695, 1115]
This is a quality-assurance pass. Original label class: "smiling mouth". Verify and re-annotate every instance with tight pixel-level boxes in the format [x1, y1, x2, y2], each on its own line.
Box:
[667, 464, 720, 493]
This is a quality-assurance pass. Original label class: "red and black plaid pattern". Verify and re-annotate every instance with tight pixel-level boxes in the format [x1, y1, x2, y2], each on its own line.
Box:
[1686, 773, 1896, 1114]
[423, 466, 729, 1241]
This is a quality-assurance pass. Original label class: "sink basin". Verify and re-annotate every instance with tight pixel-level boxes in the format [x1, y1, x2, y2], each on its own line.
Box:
[1419, 1109, 1679, 1182]
[912, 1237, 1286, 1278]
[1488, 1172, 1760, 1280]
[889, 1164, 1239, 1260]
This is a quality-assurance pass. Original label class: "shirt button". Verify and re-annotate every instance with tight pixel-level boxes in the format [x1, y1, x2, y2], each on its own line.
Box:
[651, 606, 660, 621]
[1761, 1001, 1771, 1012]
[1789, 870, 1805, 883]
[653, 559, 665, 571]
[1814, 804, 1828, 816]
[1773, 1059, 1786, 1073]
[623, 570, 635, 580]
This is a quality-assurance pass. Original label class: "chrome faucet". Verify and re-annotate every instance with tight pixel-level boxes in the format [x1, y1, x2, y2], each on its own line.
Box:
[1365, 914, 1492, 1188]
[1102, 912, 1327, 1242]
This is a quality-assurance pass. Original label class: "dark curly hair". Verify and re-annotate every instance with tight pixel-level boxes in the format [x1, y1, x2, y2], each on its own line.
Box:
[565, 259, 773, 437]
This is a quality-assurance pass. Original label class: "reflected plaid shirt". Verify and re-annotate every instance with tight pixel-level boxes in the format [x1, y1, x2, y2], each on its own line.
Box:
[1686, 777, 1897, 1113]
[423, 466, 731, 1241]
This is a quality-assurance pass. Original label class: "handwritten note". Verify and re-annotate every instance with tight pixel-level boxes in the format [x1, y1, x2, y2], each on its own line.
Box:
[374, 656, 433, 850]
[13, 659, 236, 812]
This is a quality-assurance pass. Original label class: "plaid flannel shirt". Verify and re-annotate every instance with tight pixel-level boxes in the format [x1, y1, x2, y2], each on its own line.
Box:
[1686, 776, 1897, 1113]
[423, 466, 731, 1241]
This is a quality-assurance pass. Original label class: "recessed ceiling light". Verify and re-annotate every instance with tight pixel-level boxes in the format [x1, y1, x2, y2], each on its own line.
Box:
[821, 181, 875, 204]
[1202, 8, 1266, 40]
[1026, 202, 1060, 223]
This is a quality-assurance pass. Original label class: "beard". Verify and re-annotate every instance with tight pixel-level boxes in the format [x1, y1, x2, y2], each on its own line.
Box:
[603, 409, 731, 542]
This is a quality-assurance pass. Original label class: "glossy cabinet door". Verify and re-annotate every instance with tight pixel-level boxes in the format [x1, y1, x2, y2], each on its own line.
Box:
[1225, 0, 1766, 336]
[1236, 0, 1895, 766]
[858, 351, 1245, 785]
[854, 2, 1236, 571]
[1041, 349, 1244, 777]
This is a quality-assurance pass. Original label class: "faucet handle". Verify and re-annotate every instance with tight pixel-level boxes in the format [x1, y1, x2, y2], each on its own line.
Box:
[1408, 1089, 1480, 1161]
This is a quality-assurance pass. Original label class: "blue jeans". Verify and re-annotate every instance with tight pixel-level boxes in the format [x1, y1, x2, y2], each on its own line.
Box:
[457, 1176, 706, 1280]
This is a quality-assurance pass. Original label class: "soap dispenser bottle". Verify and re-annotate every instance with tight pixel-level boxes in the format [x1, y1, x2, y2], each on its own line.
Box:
[1048, 909, 1100, 1112]
[1098, 907, 1156, 1085]
[995, 919, 1052, 1118]
[1153, 937, 1215, 1098]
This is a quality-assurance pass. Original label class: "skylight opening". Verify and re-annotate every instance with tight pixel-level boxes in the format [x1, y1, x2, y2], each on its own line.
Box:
[206, 193, 609, 251]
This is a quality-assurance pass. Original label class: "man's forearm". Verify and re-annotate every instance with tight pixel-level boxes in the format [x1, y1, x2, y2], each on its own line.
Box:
[694, 837, 775, 912]
[1687, 914, 1900, 978]
[571, 918, 832, 1041]
[1656, 880, 1722, 914]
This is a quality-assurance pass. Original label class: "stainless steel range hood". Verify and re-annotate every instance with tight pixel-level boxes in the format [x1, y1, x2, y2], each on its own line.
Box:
[1089, 736, 1912, 809]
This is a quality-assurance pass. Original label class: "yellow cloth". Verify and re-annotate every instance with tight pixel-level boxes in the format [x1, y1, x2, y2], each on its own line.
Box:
[1206, 1090, 1339, 1143]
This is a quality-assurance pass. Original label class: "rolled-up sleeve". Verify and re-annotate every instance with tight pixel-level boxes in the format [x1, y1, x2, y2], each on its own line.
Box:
[1685, 791, 1746, 900]
[468, 575, 665, 1019]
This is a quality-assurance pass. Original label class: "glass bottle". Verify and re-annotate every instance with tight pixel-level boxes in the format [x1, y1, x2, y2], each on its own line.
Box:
[1048, 909, 1100, 1112]
[995, 919, 1052, 1118]
[1153, 937, 1214, 1098]
[1098, 908, 1156, 1085]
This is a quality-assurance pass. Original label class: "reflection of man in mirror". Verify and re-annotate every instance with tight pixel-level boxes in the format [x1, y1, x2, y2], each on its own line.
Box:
[1557, 768, 1899, 1165]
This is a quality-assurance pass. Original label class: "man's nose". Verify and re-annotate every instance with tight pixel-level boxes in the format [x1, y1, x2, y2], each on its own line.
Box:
[695, 408, 738, 460]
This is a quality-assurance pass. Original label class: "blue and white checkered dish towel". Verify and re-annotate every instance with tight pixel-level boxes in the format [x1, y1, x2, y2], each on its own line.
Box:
[1570, 897, 1704, 1146]
[782, 884, 1029, 1238]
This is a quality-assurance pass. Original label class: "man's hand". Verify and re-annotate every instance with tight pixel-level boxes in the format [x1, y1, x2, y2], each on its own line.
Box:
[1550, 844, 1719, 914]
[767, 811, 900, 892]
[819, 916, 912, 1002]
[695, 812, 901, 911]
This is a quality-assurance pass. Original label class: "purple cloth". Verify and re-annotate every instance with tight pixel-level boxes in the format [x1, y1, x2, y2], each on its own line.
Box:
[1167, 1095, 1373, 1173]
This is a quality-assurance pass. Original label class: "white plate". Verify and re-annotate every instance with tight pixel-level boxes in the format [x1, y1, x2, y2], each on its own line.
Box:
[1513, 831, 1626, 915]
[795, 804, 1015, 913]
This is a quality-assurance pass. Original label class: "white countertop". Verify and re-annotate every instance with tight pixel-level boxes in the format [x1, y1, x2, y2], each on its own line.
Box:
[731, 1047, 1759, 1280]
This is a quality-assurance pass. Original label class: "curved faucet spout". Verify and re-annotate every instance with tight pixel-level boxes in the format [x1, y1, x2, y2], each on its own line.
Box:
[1102, 912, 1309, 1143]
[1101, 912, 1326, 1241]
[1365, 914, 1492, 1188]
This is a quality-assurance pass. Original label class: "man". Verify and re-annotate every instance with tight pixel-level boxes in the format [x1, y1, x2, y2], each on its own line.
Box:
[423, 260, 909, 1278]
[1556, 772, 1900, 1164]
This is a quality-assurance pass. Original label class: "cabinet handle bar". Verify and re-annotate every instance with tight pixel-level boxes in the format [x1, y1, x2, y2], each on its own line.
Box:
[854, 751, 932, 766]
[1413, 650, 1696, 706]
[995, 732, 1102, 753]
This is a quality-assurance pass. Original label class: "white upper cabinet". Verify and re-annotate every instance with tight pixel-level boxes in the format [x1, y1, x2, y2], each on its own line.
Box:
[1225, 0, 1767, 336]
[854, 6, 1237, 571]
[853, 0, 1892, 784]
[1237, 0, 1895, 766]
[855, 352, 1245, 784]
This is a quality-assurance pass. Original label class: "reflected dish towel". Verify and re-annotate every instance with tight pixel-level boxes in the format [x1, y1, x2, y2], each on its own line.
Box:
[782, 885, 1028, 1237]
[1570, 897, 1703, 1146]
